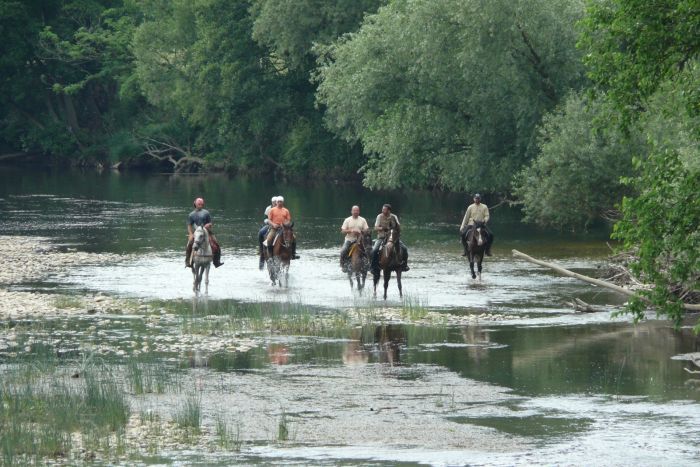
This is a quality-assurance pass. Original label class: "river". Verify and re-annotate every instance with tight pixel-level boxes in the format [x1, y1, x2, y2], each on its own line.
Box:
[1, 167, 699, 466]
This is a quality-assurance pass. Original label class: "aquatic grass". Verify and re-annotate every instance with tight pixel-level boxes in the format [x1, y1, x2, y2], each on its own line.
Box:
[400, 294, 431, 321]
[277, 412, 289, 442]
[0, 366, 130, 464]
[54, 295, 84, 309]
[215, 416, 242, 451]
[174, 392, 201, 433]
[126, 356, 176, 395]
[174, 298, 355, 338]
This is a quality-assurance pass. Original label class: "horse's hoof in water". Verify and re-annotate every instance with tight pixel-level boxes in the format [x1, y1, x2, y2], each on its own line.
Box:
[471, 273, 476, 279]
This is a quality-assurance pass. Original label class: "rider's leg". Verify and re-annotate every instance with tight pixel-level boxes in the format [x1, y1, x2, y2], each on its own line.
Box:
[265, 228, 276, 256]
[340, 240, 352, 270]
[399, 240, 410, 272]
[258, 226, 269, 269]
[461, 226, 473, 256]
[371, 239, 382, 274]
[209, 232, 224, 268]
[185, 238, 194, 268]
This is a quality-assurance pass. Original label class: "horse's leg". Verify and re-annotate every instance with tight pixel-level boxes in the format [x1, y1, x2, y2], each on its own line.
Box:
[477, 254, 483, 280]
[204, 263, 210, 294]
[396, 270, 402, 298]
[373, 270, 379, 298]
[383, 269, 391, 300]
[468, 252, 476, 279]
[192, 265, 197, 293]
[348, 270, 354, 289]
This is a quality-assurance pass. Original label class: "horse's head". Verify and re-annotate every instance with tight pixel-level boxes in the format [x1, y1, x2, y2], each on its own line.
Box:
[361, 230, 372, 249]
[193, 225, 206, 251]
[473, 222, 485, 246]
[386, 228, 400, 246]
[281, 221, 294, 245]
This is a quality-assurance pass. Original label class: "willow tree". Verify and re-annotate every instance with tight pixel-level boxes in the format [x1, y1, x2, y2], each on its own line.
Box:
[315, 0, 587, 192]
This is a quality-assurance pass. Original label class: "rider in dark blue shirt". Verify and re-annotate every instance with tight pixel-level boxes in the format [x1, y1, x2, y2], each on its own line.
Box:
[186, 197, 223, 268]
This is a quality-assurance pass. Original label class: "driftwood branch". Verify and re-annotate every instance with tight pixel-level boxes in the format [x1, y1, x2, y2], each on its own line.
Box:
[512, 249, 700, 312]
[565, 298, 606, 313]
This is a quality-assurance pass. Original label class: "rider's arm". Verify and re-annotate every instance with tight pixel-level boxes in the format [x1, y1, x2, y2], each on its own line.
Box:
[483, 205, 490, 224]
[341, 218, 349, 234]
[460, 207, 471, 231]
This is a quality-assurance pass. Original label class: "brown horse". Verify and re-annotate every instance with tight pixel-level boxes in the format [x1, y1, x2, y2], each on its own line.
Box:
[347, 230, 372, 292]
[264, 222, 294, 287]
[373, 228, 403, 300]
[466, 221, 487, 280]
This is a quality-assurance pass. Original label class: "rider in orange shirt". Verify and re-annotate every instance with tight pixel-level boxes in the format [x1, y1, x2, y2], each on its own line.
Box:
[262, 196, 299, 259]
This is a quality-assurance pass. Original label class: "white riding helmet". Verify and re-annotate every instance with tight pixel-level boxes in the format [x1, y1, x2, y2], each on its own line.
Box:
[277, 196, 284, 203]
[271, 196, 278, 204]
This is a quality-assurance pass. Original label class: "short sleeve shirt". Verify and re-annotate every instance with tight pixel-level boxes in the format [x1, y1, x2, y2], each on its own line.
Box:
[341, 216, 369, 241]
[188, 209, 211, 227]
[374, 213, 400, 239]
[268, 206, 291, 225]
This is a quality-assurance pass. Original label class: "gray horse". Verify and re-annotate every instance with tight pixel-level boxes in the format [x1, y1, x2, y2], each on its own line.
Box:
[190, 225, 212, 294]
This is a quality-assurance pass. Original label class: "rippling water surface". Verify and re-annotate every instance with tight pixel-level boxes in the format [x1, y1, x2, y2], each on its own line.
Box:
[1, 168, 699, 465]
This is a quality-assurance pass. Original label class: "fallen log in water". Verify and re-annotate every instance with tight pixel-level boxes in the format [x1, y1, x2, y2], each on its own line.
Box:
[512, 249, 700, 312]
[565, 297, 606, 313]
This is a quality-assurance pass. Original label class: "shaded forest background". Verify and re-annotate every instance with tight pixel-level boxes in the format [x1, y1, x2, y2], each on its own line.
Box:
[1, 0, 697, 319]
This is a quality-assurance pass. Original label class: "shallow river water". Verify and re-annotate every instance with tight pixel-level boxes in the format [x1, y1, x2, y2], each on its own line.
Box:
[1, 168, 699, 466]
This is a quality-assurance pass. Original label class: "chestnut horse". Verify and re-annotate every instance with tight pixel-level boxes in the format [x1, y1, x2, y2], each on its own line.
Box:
[347, 230, 372, 292]
[373, 229, 403, 300]
[264, 222, 294, 287]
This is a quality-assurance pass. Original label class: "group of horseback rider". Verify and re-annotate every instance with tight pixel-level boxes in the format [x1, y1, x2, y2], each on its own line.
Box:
[185, 193, 493, 271]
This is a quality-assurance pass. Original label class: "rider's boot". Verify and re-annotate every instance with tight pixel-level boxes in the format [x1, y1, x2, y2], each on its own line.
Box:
[401, 248, 410, 272]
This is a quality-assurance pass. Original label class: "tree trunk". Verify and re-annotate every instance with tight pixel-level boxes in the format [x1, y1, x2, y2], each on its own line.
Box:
[512, 249, 700, 311]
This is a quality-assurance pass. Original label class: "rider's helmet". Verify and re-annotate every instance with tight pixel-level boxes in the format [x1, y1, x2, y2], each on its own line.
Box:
[473, 193, 481, 200]
[271, 196, 278, 204]
[277, 196, 284, 203]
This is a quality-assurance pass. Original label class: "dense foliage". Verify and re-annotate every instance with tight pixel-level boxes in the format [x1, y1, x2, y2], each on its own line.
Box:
[315, 0, 586, 192]
[579, 0, 700, 323]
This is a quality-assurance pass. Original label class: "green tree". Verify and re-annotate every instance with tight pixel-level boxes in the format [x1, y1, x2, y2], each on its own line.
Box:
[579, 0, 700, 322]
[250, 0, 383, 177]
[0, 0, 145, 163]
[514, 92, 642, 230]
[315, 0, 587, 192]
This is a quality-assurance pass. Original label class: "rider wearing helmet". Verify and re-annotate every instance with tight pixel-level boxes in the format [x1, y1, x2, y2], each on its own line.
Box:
[186, 197, 224, 268]
[262, 196, 300, 260]
[258, 196, 279, 269]
[459, 193, 493, 256]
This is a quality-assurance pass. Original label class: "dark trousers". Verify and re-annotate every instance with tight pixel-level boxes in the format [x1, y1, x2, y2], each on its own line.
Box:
[340, 240, 353, 268]
[258, 225, 269, 254]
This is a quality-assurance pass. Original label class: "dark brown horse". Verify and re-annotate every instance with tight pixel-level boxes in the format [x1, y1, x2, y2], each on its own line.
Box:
[264, 222, 294, 287]
[347, 230, 372, 292]
[373, 229, 403, 300]
[466, 221, 487, 280]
